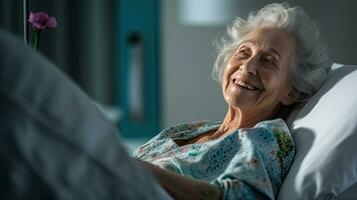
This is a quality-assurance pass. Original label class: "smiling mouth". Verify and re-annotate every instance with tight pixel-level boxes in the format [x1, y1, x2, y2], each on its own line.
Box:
[233, 78, 259, 91]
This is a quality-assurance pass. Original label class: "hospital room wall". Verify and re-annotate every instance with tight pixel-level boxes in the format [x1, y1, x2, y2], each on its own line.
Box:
[161, 0, 357, 128]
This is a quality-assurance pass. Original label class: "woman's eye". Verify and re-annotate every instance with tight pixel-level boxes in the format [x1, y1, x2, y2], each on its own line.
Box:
[238, 49, 250, 58]
[261, 56, 276, 66]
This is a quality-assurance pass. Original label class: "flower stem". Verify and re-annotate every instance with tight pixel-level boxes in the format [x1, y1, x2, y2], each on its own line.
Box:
[33, 30, 41, 50]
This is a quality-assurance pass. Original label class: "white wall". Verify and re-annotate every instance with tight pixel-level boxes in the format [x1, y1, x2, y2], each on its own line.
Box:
[161, 0, 357, 128]
[161, 0, 228, 127]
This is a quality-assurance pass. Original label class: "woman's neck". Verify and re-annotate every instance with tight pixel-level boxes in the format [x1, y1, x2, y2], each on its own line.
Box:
[217, 106, 278, 136]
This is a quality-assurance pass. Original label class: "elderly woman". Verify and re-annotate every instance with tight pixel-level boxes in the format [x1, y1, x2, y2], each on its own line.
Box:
[133, 3, 330, 200]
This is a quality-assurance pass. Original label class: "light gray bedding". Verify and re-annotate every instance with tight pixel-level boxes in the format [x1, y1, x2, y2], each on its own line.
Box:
[0, 29, 171, 200]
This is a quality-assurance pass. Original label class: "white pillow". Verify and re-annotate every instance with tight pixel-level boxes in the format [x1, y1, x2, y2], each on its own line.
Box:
[278, 64, 357, 200]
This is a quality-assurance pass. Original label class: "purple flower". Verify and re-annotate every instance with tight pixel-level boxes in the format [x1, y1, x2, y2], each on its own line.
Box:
[27, 11, 58, 50]
[28, 11, 58, 30]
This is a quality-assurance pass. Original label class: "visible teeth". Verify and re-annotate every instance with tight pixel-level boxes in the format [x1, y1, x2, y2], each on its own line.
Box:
[247, 84, 255, 90]
[236, 80, 256, 90]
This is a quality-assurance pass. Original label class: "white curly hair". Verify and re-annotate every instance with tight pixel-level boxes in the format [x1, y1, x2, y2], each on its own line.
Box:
[212, 2, 331, 102]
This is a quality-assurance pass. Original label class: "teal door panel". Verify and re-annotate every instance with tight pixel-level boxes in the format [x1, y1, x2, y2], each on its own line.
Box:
[117, 0, 161, 138]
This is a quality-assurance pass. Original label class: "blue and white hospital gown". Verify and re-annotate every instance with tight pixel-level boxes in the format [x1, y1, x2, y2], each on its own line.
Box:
[133, 119, 295, 200]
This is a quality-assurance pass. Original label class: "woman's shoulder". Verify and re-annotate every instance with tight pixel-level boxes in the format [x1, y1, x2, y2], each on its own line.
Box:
[253, 119, 294, 150]
[253, 118, 295, 176]
[254, 118, 290, 132]
[239, 119, 291, 140]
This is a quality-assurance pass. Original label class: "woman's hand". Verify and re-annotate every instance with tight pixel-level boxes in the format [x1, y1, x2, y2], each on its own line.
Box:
[133, 158, 222, 200]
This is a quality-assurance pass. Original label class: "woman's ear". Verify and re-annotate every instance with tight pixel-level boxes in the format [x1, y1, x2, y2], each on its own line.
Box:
[281, 91, 295, 105]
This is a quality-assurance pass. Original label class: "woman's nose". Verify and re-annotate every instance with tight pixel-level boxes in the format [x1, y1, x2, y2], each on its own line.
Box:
[240, 58, 257, 75]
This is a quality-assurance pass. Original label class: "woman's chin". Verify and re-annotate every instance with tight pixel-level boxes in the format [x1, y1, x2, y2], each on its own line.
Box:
[224, 88, 258, 107]
[223, 94, 255, 110]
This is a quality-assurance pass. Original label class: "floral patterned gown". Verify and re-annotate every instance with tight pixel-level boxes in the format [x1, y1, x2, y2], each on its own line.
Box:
[133, 119, 295, 200]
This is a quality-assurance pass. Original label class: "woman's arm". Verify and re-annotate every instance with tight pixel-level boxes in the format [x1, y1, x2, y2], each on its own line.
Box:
[133, 158, 222, 200]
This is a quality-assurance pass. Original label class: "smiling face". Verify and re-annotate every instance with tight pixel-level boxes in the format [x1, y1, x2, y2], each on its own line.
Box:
[222, 27, 297, 121]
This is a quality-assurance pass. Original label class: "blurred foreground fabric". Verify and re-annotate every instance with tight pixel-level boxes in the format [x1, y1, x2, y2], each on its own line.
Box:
[0, 30, 171, 200]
